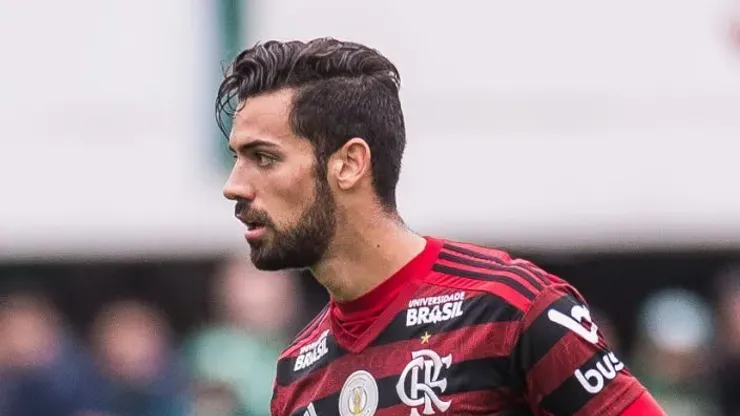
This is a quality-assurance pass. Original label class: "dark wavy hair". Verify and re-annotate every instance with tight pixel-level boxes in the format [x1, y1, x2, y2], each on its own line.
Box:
[216, 38, 405, 211]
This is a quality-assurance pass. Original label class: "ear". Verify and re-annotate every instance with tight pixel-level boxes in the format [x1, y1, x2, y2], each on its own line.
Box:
[328, 138, 371, 191]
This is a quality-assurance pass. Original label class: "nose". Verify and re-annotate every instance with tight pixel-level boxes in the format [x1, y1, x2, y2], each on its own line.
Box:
[223, 166, 255, 202]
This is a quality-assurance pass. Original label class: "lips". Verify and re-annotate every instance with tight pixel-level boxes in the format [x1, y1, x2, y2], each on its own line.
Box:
[235, 210, 268, 229]
[235, 211, 270, 242]
[244, 221, 262, 231]
[243, 222, 268, 242]
[238, 216, 268, 230]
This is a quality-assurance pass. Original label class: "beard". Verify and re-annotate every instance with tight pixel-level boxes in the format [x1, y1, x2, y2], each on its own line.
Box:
[243, 178, 337, 271]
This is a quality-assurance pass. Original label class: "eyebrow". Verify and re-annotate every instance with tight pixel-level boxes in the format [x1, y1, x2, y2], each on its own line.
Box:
[228, 139, 280, 154]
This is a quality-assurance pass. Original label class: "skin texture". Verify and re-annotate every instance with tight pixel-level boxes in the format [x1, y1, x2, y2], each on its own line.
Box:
[224, 89, 336, 272]
[223, 89, 426, 302]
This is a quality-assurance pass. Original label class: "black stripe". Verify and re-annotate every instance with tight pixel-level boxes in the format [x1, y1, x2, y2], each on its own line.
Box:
[444, 356, 512, 394]
[539, 351, 622, 415]
[371, 293, 523, 347]
[443, 243, 550, 287]
[510, 294, 573, 377]
[439, 250, 544, 292]
[432, 264, 536, 300]
[276, 333, 346, 387]
[293, 357, 511, 415]
[278, 292, 525, 389]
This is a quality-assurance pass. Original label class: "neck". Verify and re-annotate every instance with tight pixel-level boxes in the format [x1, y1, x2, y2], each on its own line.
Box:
[310, 213, 427, 303]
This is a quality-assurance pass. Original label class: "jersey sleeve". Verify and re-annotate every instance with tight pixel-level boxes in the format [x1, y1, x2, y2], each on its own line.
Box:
[509, 283, 646, 415]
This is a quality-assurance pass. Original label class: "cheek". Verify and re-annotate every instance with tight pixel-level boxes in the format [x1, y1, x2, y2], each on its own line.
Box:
[271, 164, 319, 222]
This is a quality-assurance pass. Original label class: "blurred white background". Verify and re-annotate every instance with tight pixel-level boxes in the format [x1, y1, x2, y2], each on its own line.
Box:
[2, 0, 740, 259]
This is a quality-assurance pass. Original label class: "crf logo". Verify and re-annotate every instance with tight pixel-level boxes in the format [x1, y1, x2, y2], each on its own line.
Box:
[396, 349, 452, 416]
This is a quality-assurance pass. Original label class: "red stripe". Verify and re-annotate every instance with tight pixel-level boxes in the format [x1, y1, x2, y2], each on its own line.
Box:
[281, 307, 329, 357]
[281, 315, 331, 358]
[510, 257, 552, 281]
[295, 305, 329, 339]
[442, 240, 511, 261]
[437, 255, 543, 298]
[279, 320, 518, 410]
[441, 244, 550, 289]
[526, 333, 594, 403]
[442, 241, 557, 290]
[519, 286, 564, 329]
[428, 272, 533, 312]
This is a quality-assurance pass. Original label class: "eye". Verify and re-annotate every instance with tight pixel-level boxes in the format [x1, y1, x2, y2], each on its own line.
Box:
[255, 152, 276, 167]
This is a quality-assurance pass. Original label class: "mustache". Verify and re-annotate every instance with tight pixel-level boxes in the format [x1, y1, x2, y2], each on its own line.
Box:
[234, 200, 274, 225]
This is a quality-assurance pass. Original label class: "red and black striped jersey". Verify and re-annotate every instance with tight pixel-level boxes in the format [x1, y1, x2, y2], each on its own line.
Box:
[271, 238, 645, 416]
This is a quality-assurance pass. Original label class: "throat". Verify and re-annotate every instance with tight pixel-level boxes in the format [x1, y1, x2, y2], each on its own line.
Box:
[312, 230, 428, 302]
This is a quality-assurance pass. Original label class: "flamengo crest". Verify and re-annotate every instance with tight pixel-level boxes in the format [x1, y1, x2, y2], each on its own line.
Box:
[396, 349, 453, 416]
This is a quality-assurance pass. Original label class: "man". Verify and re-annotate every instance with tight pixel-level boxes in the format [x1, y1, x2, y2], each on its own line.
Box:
[217, 38, 665, 416]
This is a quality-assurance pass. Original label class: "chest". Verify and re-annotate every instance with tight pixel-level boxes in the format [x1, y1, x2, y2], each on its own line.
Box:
[277, 323, 523, 416]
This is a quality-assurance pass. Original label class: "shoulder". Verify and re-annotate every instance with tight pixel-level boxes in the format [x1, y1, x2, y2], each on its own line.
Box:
[271, 306, 332, 416]
[279, 303, 331, 360]
[427, 238, 570, 313]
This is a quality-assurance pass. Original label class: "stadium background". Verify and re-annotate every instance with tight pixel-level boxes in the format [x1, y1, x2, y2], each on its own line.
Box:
[2, 1, 740, 415]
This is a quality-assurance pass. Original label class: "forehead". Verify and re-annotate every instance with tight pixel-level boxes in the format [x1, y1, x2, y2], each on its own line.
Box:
[229, 89, 305, 149]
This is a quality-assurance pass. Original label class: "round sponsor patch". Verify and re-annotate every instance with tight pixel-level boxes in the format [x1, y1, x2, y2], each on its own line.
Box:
[338, 370, 379, 416]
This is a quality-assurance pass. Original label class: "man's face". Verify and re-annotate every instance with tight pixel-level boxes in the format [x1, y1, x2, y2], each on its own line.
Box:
[223, 89, 336, 271]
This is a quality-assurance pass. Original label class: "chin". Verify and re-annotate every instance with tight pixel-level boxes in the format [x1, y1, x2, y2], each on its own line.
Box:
[250, 250, 291, 271]
[250, 260, 285, 272]
[250, 249, 318, 272]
